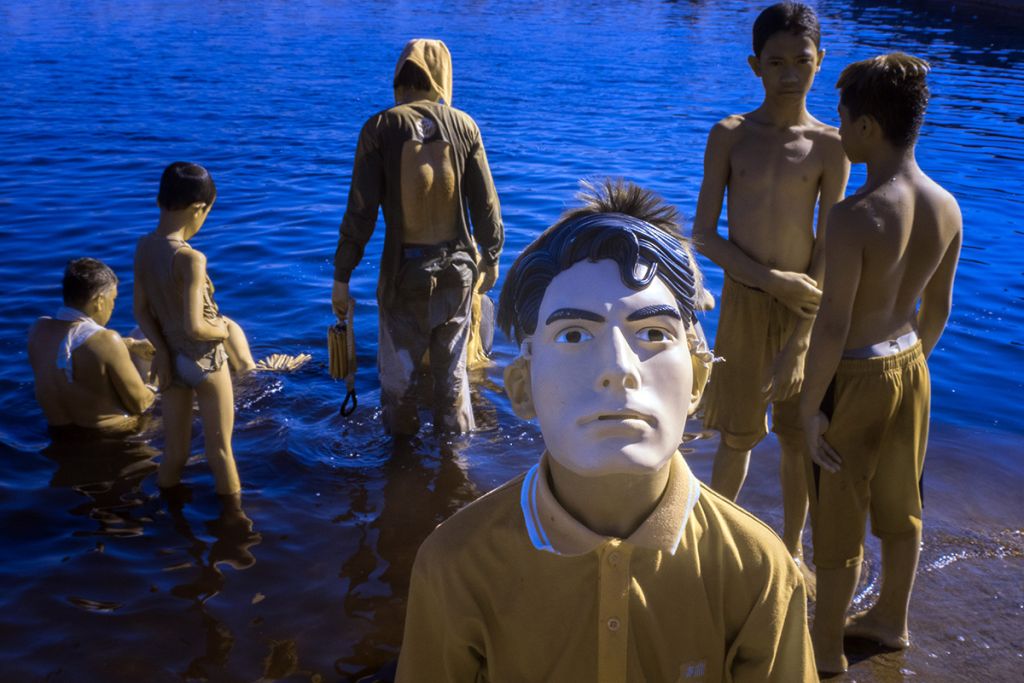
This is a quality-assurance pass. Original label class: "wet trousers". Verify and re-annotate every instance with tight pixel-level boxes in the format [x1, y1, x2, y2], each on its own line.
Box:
[378, 248, 476, 435]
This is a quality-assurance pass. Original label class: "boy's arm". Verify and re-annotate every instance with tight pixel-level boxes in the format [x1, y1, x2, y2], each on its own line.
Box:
[918, 204, 962, 358]
[93, 330, 156, 415]
[463, 126, 504, 294]
[766, 138, 851, 401]
[332, 117, 384, 318]
[799, 203, 863, 473]
[692, 122, 820, 318]
[133, 251, 172, 388]
[395, 548, 484, 681]
[178, 249, 230, 342]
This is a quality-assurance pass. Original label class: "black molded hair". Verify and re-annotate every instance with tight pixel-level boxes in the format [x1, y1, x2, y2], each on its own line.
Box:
[497, 180, 702, 345]
[752, 2, 820, 56]
[393, 61, 433, 92]
[157, 161, 217, 211]
[62, 257, 117, 308]
[838, 53, 930, 149]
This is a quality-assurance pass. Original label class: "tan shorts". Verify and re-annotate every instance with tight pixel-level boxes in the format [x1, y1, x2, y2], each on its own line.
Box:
[807, 343, 930, 569]
[702, 275, 802, 450]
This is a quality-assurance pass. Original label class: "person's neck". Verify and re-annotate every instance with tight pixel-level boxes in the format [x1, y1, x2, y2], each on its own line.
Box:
[755, 98, 810, 128]
[155, 213, 193, 241]
[546, 456, 672, 539]
[864, 145, 918, 191]
[395, 88, 438, 105]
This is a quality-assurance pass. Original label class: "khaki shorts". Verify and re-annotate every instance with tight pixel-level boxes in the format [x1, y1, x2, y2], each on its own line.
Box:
[702, 275, 802, 450]
[807, 343, 930, 569]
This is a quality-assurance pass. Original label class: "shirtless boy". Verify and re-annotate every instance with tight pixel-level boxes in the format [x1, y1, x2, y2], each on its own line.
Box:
[331, 38, 503, 435]
[800, 53, 961, 673]
[693, 2, 848, 570]
[28, 258, 156, 433]
[134, 162, 243, 495]
[396, 181, 816, 681]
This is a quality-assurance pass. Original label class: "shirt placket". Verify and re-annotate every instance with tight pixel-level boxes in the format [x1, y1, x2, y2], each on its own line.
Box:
[596, 539, 632, 683]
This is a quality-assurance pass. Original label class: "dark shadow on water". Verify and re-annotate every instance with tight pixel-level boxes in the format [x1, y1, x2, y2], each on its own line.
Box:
[334, 434, 480, 682]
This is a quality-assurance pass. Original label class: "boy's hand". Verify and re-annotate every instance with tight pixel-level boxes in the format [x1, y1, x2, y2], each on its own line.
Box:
[332, 280, 353, 320]
[763, 346, 805, 402]
[802, 412, 842, 473]
[124, 337, 156, 360]
[766, 270, 821, 318]
[477, 262, 499, 294]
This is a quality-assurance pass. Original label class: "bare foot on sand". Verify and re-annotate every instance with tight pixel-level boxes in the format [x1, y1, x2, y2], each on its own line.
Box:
[845, 609, 910, 650]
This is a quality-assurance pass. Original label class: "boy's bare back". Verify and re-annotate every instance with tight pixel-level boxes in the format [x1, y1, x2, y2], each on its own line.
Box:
[825, 168, 961, 352]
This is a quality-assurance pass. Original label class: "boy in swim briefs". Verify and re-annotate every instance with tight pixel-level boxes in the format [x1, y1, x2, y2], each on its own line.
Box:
[799, 53, 961, 674]
[134, 162, 246, 495]
[693, 2, 849, 574]
[395, 180, 816, 681]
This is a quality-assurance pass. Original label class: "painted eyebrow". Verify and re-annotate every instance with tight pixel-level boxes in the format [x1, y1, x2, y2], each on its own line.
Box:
[626, 305, 682, 322]
[544, 308, 605, 325]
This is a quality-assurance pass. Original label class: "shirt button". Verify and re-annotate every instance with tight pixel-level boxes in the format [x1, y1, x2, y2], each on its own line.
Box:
[607, 618, 621, 632]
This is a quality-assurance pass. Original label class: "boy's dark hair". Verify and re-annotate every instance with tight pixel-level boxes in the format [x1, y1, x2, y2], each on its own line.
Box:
[157, 162, 217, 211]
[393, 61, 433, 93]
[752, 2, 820, 56]
[838, 53, 930, 149]
[63, 257, 118, 308]
[497, 179, 703, 345]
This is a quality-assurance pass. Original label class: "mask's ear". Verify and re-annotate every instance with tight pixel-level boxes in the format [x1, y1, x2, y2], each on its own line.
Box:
[687, 322, 713, 417]
[503, 353, 536, 420]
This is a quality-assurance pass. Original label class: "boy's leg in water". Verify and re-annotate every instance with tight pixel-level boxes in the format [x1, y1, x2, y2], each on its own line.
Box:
[195, 364, 241, 495]
[815, 561, 860, 674]
[159, 383, 194, 489]
[777, 431, 814, 594]
[222, 316, 257, 372]
[710, 440, 751, 500]
[845, 530, 919, 649]
[428, 256, 475, 433]
[378, 299, 431, 436]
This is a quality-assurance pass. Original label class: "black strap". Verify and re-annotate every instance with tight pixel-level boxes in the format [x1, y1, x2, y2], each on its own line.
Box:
[340, 388, 357, 416]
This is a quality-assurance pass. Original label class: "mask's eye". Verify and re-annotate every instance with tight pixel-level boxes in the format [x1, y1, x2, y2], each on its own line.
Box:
[637, 327, 676, 343]
[554, 327, 593, 344]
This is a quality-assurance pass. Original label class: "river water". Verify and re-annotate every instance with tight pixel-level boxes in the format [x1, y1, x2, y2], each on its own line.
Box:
[0, 1, 1021, 681]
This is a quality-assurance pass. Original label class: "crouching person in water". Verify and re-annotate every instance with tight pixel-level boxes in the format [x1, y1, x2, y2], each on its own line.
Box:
[331, 38, 503, 435]
[28, 258, 156, 433]
[134, 162, 244, 495]
[395, 180, 816, 681]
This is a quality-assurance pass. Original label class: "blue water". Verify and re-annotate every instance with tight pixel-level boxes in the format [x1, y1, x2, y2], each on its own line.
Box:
[1, 1, 1022, 681]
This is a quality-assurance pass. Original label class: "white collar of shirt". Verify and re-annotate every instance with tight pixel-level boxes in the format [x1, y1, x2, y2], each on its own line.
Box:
[520, 451, 701, 557]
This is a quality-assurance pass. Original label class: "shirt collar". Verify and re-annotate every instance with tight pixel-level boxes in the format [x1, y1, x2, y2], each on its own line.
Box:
[520, 451, 701, 557]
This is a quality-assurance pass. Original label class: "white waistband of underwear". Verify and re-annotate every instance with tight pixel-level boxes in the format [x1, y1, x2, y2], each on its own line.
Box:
[843, 329, 919, 360]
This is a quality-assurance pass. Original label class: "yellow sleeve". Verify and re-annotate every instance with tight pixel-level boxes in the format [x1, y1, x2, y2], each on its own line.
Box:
[395, 543, 486, 682]
[725, 570, 817, 682]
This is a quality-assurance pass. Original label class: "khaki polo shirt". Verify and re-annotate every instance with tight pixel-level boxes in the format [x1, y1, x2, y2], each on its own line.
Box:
[396, 452, 816, 682]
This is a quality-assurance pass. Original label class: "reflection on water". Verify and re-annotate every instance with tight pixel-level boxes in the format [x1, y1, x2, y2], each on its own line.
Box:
[1, 0, 1023, 681]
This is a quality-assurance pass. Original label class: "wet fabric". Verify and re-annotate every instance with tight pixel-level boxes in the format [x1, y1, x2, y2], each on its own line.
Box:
[397, 451, 815, 682]
[393, 38, 453, 106]
[808, 343, 930, 569]
[703, 275, 802, 450]
[134, 233, 223, 365]
[332, 98, 503, 307]
[378, 249, 476, 434]
[173, 347, 228, 388]
[54, 306, 103, 382]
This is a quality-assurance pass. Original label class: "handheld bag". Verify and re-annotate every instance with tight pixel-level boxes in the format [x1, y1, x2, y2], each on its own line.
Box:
[328, 307, 358, 416]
